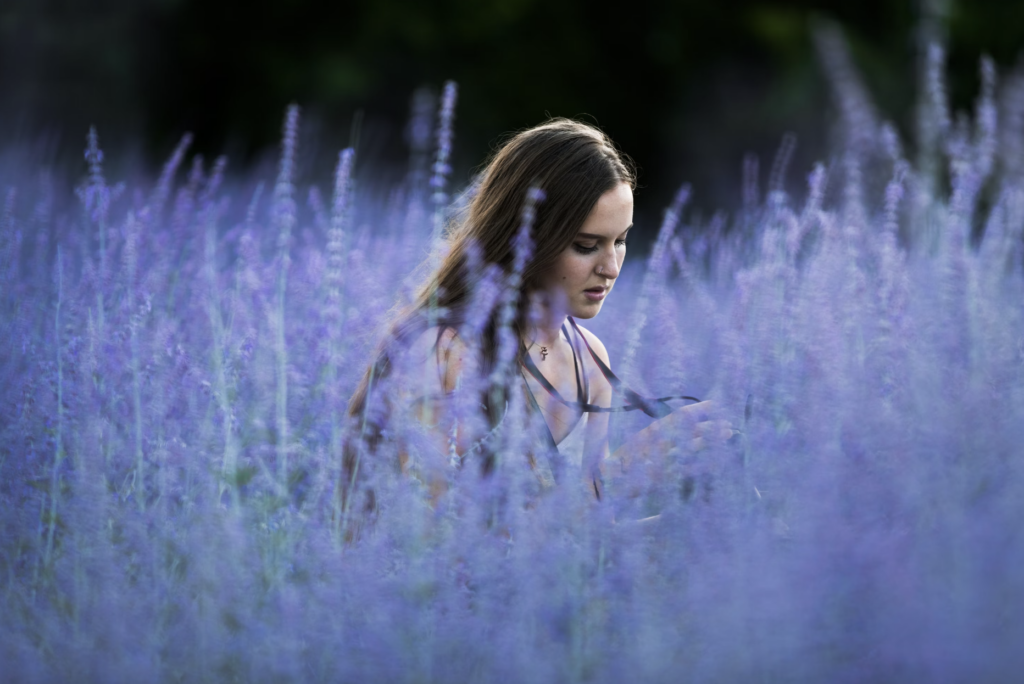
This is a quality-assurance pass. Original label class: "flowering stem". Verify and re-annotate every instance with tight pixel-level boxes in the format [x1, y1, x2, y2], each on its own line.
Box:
[43, 247, 64, 571]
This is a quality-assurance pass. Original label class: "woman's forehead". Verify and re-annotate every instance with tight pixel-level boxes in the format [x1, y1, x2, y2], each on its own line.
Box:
[578, 183, 633, 236]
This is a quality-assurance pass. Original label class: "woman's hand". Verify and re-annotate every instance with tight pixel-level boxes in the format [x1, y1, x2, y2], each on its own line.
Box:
[601, 400, 736, 506]
[609, 400, 735, 470]
[664, 401, 735, 453]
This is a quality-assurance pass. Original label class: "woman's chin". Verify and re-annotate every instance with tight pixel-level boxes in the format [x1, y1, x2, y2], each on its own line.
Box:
[570, 300, 604, 319]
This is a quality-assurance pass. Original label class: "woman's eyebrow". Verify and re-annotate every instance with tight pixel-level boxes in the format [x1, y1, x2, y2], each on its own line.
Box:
[577, 225, 633, 240]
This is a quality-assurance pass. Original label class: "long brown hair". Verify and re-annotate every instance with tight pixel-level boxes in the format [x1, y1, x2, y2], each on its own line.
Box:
[341, 118, 635, 510]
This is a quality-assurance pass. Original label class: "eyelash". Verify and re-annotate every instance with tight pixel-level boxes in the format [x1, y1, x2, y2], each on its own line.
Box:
[573, 239, 628, 255]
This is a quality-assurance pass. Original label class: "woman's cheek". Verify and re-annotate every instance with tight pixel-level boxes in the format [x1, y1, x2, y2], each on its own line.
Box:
[560, 251, 583, 278]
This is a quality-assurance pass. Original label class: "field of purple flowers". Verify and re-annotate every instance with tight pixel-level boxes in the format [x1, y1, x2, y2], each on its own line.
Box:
[3, 41, 1024, 683]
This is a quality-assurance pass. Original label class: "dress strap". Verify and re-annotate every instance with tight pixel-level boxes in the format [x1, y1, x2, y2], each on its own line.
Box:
[519, 366, 563, 487]
[565, 322, 590, 404]
[563, 322, 587, 405]
[519, 317, 700, 419]
[521, 368, 560, 451]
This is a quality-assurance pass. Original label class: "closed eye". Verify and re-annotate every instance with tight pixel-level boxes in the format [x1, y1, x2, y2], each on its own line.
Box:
[573, 230, 629, 254]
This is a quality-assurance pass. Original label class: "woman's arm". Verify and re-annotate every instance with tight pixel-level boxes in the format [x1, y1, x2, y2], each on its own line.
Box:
[574, 326, 612, 498]
[610, 400, 732, 464]
[572, 325, 731, 494]
[402, 326, 492, 459]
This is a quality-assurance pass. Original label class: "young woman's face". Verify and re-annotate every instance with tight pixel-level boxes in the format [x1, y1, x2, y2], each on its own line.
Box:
[536, 181, 633, 320]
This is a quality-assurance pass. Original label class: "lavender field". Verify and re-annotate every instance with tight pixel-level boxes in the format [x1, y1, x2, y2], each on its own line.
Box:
[3, 42, 1024, 682]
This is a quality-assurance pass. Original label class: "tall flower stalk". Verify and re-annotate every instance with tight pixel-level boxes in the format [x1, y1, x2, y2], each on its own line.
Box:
[430, 81, 458, 244]
[620, 183, 690, 379]
[326, 148, 355, 537]
[273, 105, 300, 487]
[43, 247, 65, 571]
[124, 211, 146, 510]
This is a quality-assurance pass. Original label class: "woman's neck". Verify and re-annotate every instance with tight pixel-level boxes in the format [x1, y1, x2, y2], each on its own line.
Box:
[527, 321, 565, 348]
[526, 298, 568, 348]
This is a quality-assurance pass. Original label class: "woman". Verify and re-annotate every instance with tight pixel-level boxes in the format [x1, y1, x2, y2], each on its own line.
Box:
[342, 118, 729, 521]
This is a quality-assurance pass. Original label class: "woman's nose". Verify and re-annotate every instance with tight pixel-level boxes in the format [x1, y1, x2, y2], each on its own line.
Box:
[597, 251, 619, 278]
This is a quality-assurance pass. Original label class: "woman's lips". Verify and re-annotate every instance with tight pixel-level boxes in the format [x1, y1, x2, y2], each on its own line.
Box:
[584, 287, 607, 301]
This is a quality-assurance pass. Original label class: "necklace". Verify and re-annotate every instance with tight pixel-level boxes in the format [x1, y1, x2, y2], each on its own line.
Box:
[525, 320, 564, 362]
[526, 333, 553, 361]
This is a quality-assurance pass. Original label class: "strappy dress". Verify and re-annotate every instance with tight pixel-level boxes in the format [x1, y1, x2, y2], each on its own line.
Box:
[517, 317, 700, 495]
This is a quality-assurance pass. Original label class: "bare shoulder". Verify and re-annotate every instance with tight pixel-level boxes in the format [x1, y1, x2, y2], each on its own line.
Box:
[406, 326, 469, 393]
[406, 325, 463, 355]
[571, 322, 611, 368]
[437, 327, 470, 366]
[572, 322, 615, 410]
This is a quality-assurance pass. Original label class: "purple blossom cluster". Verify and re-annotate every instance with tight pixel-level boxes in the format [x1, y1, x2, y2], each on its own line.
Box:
[2, 39, 1024, 683]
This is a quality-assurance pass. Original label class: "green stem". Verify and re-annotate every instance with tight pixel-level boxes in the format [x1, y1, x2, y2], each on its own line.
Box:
[276, 257, 289, 487]
[207, 227, 239, 507]
[340, 364, 375, 542]
[44, 247, 65, 570]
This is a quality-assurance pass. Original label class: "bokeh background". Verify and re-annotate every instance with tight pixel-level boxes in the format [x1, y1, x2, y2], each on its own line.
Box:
[2, 0, 1022, 225]
[4, 4, 1024, 679]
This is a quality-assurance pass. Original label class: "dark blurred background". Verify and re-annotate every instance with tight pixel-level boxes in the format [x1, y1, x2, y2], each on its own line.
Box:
[2, 0, 1023, 222]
